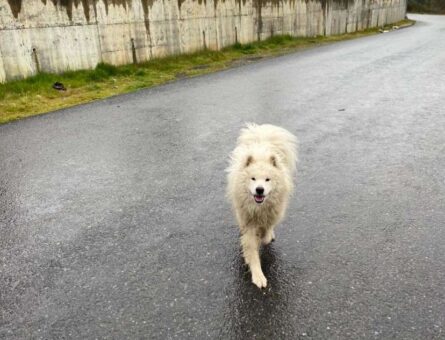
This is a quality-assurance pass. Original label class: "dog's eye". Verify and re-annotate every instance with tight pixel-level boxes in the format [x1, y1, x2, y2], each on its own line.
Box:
[251, 177, 256, 181]
[265, 178, 270, 182]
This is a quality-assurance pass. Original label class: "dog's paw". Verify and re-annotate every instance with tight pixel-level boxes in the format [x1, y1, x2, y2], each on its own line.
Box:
[251, 271, 268, 289]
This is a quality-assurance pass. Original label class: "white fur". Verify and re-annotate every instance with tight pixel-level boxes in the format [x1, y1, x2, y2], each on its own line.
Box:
[226, 123, 298, 288]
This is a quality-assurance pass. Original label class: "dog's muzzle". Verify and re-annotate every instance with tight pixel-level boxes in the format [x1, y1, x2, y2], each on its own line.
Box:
[254, 186, 265, 203]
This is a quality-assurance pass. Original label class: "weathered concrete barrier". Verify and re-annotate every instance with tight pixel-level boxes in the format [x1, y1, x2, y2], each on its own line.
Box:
[0, 0, 406, 82]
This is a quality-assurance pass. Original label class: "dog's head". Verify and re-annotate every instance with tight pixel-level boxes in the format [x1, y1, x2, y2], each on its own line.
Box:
[243, 151, 281, 205]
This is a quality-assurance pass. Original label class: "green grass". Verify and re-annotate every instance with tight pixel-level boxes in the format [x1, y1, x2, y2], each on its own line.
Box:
[0, 19, 414, 124]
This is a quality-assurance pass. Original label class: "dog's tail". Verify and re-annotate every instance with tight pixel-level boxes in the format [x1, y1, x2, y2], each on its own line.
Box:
[238, 123, 298, 174]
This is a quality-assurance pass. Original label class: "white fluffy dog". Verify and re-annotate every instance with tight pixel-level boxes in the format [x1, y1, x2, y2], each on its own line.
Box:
[226, 123, 298, 288]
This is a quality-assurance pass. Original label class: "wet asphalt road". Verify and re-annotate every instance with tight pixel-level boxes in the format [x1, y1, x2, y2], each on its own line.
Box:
[1, 14, 445, 340]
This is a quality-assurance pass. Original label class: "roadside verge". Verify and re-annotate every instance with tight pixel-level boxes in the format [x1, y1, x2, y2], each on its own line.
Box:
[0, 19, 415, 125]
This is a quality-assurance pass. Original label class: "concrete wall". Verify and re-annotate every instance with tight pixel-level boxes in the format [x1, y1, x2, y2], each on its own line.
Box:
[0, 0, 407, 82]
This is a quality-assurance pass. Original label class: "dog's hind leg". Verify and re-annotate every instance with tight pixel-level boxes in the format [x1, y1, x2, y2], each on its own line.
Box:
[262, 228, 275, 245]
[241, 228, 267, 288]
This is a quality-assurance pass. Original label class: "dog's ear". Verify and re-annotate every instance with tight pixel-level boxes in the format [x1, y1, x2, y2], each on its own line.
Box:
[245, 155, 254, 167]
[270, 155, 278, 167]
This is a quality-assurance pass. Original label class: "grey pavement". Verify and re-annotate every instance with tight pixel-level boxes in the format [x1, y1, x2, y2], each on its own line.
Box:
[1, 14, 444, 340]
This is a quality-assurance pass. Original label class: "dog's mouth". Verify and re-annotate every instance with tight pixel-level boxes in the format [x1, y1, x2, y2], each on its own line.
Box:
[254, 195, 265, 204]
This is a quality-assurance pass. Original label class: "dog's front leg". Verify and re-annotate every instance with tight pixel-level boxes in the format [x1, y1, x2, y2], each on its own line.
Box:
[241, 228, 267, 288]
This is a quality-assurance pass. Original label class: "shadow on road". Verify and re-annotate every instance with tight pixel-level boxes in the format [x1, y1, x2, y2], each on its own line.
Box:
[220, 244, 303, 338]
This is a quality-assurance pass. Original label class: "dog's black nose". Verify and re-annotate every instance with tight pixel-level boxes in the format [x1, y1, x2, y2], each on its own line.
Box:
[256, 187, 264, 195]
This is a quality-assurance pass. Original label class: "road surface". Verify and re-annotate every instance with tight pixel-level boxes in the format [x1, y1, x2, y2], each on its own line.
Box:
[1, 14, 444, 340]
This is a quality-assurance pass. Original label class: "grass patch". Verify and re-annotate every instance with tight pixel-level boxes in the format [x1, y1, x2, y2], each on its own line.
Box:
[0, 19, 414, 125]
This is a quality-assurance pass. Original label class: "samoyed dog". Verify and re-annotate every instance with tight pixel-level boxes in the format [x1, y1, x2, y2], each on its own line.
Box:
[226, 123, 298, 288]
